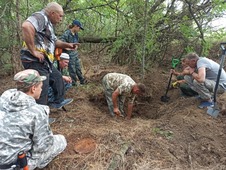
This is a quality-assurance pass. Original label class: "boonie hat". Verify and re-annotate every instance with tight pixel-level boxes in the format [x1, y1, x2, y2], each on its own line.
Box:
[14, 69, 46, 86]
[60, 53, 70, 60]
[73, 20, 84, 30]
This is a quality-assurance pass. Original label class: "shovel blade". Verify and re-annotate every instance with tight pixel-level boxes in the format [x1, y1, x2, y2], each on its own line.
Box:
[161, 96, 170, 102]
[207, 106, 219, 118]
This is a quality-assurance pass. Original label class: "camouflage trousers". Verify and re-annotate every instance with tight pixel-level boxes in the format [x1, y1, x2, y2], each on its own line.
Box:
[68, 54, 85, 85]
[102, 76, 125, 116]
[176, 75, 198, 97]
[184, 75, 225, 100]
[28, 134, 67, 170]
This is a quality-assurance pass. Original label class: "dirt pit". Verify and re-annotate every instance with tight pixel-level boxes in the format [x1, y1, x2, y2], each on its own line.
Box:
[1, 54, 226, 170]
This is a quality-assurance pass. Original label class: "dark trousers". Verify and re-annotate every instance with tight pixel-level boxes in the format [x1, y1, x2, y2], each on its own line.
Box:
[48, 82, 71, 103]
[49, 66, 65, 104]
[22, 61, 50, 105]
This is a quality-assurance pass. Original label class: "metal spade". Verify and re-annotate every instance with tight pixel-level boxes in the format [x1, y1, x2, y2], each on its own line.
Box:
[207, 43, 226, 117]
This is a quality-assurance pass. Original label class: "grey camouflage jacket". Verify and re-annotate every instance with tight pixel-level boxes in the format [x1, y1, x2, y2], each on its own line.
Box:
[0, 89, 53, 164]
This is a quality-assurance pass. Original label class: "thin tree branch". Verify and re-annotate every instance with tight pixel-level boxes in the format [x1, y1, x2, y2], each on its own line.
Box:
[64, 1, 117, 13]
[0, 3, 9, 19]
[184, 0, 205, 42]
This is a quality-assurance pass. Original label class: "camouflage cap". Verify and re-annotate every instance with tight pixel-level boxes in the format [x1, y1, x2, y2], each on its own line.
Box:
[14, 69, 46, 85]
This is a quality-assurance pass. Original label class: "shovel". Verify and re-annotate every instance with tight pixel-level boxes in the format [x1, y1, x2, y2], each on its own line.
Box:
[161, 58, 180, 102]
[207, 43, 226, 117]
[161, 72, 173, 102]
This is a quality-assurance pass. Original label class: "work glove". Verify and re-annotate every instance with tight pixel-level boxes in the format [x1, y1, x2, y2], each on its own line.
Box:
[172, 81, 179, 88]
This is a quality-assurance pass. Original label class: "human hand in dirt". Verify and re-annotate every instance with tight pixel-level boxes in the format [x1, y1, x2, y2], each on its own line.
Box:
[113, 108, 121, 117]
[125, 115, 131, 120]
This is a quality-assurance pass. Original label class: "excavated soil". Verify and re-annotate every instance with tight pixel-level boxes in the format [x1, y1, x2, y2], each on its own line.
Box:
[1, 53, 226, 170]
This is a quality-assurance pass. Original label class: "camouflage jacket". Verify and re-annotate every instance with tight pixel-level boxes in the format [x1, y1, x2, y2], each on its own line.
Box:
[60, 29, 79, 57]
[53, 61, 70, 76]
[0, 89, 54, 164]
[103, 73, 136, 102]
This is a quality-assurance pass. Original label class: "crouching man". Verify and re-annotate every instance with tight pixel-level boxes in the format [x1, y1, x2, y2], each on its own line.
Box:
[102, 73, 146, 119]
[48, 53, 72, 104]
[0, 69, 67, 170]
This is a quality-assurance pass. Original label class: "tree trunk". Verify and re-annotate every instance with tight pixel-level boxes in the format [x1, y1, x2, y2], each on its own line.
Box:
[11, 0, 23, 73]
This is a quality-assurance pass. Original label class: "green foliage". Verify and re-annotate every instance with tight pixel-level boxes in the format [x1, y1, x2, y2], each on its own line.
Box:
[59, 0, 226, 65]
[211, 0, 226, 14]
[0, 52, 13, 76]
[1, 0, 226, 72]
[179, 23, 198, 38]
[1, 64, 13, 75]
[184, 46, 194, 54]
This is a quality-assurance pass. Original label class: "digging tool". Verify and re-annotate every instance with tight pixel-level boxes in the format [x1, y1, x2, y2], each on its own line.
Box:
[207, 43, 226, 117]
[161, 57, 180, 102]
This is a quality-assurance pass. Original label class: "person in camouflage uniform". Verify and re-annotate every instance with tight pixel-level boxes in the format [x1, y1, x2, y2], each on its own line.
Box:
[171, 58, 198, 97]
[102, 73, 146, 119]
[60, 20, 87, 86]
[0, 69, 67, 170]
[48, 53, 72, 103]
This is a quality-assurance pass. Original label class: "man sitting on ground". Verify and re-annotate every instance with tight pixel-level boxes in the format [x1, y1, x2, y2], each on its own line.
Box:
[102, 73, 146, 119]
[0, 69, 67, 170]
[48, 64, 73, 109]
[48, 53, 72, 103]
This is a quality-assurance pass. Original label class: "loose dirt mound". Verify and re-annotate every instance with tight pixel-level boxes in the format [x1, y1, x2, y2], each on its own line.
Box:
[1, 54, 226, 170]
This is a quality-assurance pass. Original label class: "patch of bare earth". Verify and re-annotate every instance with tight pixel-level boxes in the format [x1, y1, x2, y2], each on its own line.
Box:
[1, 54, 226, 170]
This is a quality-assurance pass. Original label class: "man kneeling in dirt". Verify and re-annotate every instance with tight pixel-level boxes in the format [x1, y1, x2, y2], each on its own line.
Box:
[102, 73, 146, 119]
[0, 69, 67, 170]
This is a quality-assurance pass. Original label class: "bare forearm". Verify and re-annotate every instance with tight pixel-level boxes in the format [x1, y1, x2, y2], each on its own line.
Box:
[22, 22, 36, 54]
[127, 103, 133, 119]
[174, 71, 180, 76]
[112, 93, 118, 109]
[55, 40, 72, 48]
[191, 72, 204, 83]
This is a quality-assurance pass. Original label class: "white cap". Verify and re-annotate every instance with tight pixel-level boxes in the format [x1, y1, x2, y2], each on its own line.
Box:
[60, 53, 70, 60]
